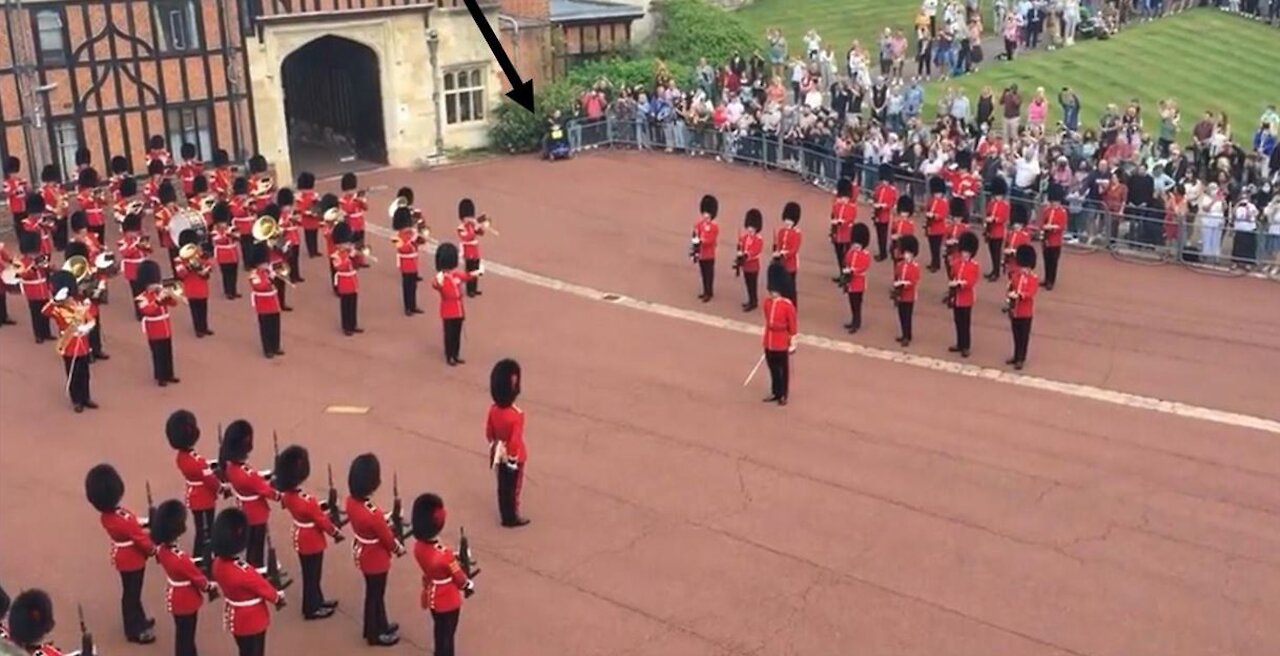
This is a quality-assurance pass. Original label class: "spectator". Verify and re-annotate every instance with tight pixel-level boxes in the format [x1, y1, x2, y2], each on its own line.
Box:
[976, 86, 995, 128]
[879, 28, 895, 77]
[767, 28, 788, 80]
[1264, 194, 1280, 275]
[790, 58, 807, 104]
[890, 30, 909, 80]
[950, 89, 971, 130]
[804, 29, 823, 59]
[1001, 84, 1023, 143]
[904, 78, 926, 123]
[1001, 13, 1020, 60]
[1059, 86, 1081, 132]
[1199, 182, 1227, 261]
[1027, 87, 1049, 131]
[1063, 0, 1082, 44]
[1231, 195, 1259, 267]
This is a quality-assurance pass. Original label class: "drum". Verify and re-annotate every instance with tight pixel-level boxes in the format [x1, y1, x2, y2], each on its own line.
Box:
[168, 208, 207, 246]
[1, 267, 21, 287]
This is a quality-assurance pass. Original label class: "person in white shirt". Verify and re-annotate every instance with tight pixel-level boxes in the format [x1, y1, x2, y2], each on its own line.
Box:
[922, 0, 940, 34]
[1013, 150, 1041, 190]
[1198, 183, 1226, 260]
[804, 30, 822, 60]
[1263, 195, 1280, 275]
[1230, 197, 1259, 266]
[803, 86, 823, 110]
[790, 59, 807, 104]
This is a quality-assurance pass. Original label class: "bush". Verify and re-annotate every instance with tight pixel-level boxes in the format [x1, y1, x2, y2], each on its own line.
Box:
[652, 0, 756, 66]
[490, 81, 579, 153]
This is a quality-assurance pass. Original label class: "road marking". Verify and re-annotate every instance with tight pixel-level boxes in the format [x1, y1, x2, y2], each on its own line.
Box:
[366, 225, 1280, 436]
[325, 406, 370, 415]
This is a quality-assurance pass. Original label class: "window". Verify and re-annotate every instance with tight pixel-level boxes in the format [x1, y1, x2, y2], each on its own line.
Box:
[443, 67, 487, 125]
[153, 0, 200, 53]
[35, 10, 67, 65]
[51, 121, 81, 179]
[166, 105, 213, 161]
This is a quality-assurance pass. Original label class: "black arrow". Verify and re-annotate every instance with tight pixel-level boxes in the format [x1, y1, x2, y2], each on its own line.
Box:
[461, 0, 534, 113]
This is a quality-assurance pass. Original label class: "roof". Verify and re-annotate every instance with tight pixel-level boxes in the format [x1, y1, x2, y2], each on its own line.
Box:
[550, 0, 645, 24]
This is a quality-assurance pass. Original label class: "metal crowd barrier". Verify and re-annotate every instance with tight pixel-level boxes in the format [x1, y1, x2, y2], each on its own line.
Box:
[557, 116, 1279, 279]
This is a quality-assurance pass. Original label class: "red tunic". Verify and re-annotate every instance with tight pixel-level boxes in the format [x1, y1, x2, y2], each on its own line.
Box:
[249, 268, 281, 314]
[414, 539, 470, 613]
[3, 175, 28, 213]
[249, 175, 274, 214]
[282, 490, 338, 556]
[986, 197, 1010, 240]
[212, 225, 239, 264]
[346, 497, 399, 575]
[1042, 204, 1068, 248]
[137, 288, 176, 340]
[40, 182, 64, 217]
[211, 168, 233, 198]
[693, 218, 719, 260]
[954, 172, 980, 206]
[340, 193, 368, 233]
[951, 257, 980, 308]
[177, 449, 222, 512]
[737, 230, 763, 274]
[830, 197, 857, 244]
[297, 191, 319, 230]
[944, 222, 968, 272]
[18, 257, 51, 301]
[761, 296, 797, 352]
[843, 247, 871, 293]
[158, 543, 210, 616]
[212, 557, 280, 637]
[117, 232, 152, 281]
[925, 195, 948, 236]
[281, 208, 301, 248]
[154, 204, 176, 249]
[100, 507, 155, 572]
[331, 249, 359, 295]
[43, 300, 91, 357]
[456, 219, 482, 260]
[230, 198, 254, 236]
[20, 214, 54, 255]
[1008, 270, 1039, 319]
[226, 462, 278, 526]
[432, 270, 474, 319]
[78, 189, 107, 227]
[772, 225, 802, 273]
[178, 160, 204, 197]
[894, 260, 922, 303]
[486, 405, 527, 464]
[1005, 228, 1032, 277]
[395, 229, 420, 274]
[174, 255, 212, 300]
[889, 217, 916, 260]
[872, 182, 898, 224]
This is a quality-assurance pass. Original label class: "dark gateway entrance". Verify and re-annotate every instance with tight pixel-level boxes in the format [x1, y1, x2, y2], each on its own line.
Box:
[281, 35, 386, 178]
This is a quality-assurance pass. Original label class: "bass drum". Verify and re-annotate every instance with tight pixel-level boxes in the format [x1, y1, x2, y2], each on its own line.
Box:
[168, 208, 208, 247]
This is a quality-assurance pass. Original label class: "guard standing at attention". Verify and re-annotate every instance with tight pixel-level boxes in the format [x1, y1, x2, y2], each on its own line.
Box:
[488, 359, 531, 527]
[947, 231, 982, 357]
[892, 235, 921, 347]
[841, 222, 873, 333]
[829, 178, 857, 282]
[211, 508, 286, 656]
[984, 177, 1010, 280]
[889, 196, 916, 264]
[924, 176, 949, 272]
[1041, 184, 1068, 289]
[871, 164, 898, 261]
[432, 242, 482, 366]
[456, 199, 488, 297]
[1007, 245, 1040, 370]
[411, 493, 476, 656]
[166, 408, 224, 569]
[152, 499, 218, 656]
[84, 463, 157, 644]
[771, 202, 803, 307]
[735, 209, 765, 311]
[275, 445, 344, 620]
[761, 260, 797, 406]
[339, 173, 369, 250]
[690, 194, 720, 302]
[220, 420, 282, 569]
[346, 453, 404, 647]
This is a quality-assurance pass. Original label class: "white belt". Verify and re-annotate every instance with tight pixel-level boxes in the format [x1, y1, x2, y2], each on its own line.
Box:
[122, 258, 144, 264]
[293, 521, 315, 528]
[235, 493, 260, 502]
[335, 271, 357, 277]
[225, 598, 262, 608]
[141, 314, 169, 322]
[461, 241, 478, 246]
[167, 578, 191, 587]
[354, 535, 379, 545]
[430, 577, 452, 585]
[186, 480, 204, 487]
[396, 253, 416, 260]
[113, 540, 135, 548]
[22, 278, 46, 285]
[251, 291, 276, 297]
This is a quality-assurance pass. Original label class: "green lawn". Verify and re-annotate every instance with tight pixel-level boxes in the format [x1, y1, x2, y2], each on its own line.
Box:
[735, 0, 922, 55]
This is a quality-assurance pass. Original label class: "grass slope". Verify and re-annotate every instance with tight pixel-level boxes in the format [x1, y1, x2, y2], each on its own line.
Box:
[735, 0, 921, 54]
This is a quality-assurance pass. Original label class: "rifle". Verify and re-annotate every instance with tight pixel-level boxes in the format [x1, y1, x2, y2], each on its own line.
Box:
[458, 526, 481, 579]
[144, 481, 155, 529]
[213, 422, 227, 482]
[390, 473, 406, 543]
[733, 252, 745, 277]
[77, 603, 95, 656]
[325, 464, 347, 530]
[264, 534, 292, 590]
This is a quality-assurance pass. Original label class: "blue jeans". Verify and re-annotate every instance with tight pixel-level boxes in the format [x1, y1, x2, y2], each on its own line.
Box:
[1062, 106, 1080, 131]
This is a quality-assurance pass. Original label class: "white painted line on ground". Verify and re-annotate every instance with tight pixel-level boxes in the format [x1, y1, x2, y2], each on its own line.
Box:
[366, 224, 1280, 436]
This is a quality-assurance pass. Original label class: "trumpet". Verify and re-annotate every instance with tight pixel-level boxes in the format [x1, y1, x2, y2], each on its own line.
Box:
[251, 176, 275, 199]
[115, 199, 148, 223]
[477, 214, 499, 237]
[392, 228, 428, 249]
[358, 246, 378, 264]
[158, 279, 188, 304]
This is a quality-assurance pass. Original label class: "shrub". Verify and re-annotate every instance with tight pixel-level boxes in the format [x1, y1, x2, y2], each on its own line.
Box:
[651, 0, 756, 66]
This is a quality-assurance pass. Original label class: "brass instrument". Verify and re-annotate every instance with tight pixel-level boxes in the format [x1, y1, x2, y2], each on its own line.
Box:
[270, 260, 296, 287]
[358, 245, 378, 265]
[178, 243, 211, 276]
[139, 279, 188, 306]
[251, 216, 281, 244]
[63, 255, 91, 282]
[252, 176, 275, 199]
[392, 228, 428, 249]
[198, 195, 219, 214]
[477, 214, 499, 237]
[1, 265, 22, 287]
[53, 300, 96, 353]
[115, 199, 148, 223]
[323, 207, 346, 224]
[388, 195, 410, 220]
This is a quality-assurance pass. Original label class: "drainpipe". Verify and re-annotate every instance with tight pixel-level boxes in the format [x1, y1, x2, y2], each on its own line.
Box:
[496, 14, 520, 73]
[426, 28, 444, 158]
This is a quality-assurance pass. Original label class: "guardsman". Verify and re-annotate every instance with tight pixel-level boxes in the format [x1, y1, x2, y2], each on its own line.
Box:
[456, 198, 487, 297]
[924, 176, 949, 272]
[296, 173, 321, 257]
[17, 231, 53, 343]
[248, 155, 274, 214]
[147, 134, 174, 170]
[107, 155, 130, 197]
[944, 196, 969, 275]
[339, 173, 369, 249]
[178, 143, 203, 198]
[167, 409, 223, 568]
[118, 212, 153, 312]
[331, 222, 366, 335]
[189, 174, 213, 221]
[948, 231, 982, 358]
[0, 583, 11, 642]
[220, 420, 282, 569]
[84, 463, 157, 643]
[889, 195, 917, 264]
[411, 493, 476, 656]
[871, 164, 898, 261]
[842, 222, 872, 333]
[772, 202, 802, 306]
[175, 230, 214, 337]
[66, 225, 109, 348]
[761, 261, 797, 406]
[21, 193, 54, 257]
[155, 180, 181, 266]
[274, 445, 343, 620]
[259, 205, 294, 313]
[318, 194, 342, 288]
[43, 270, 95, 410]
[135, 260, 181, 386]
[1041, 183, 1068, 290]
[984, 177, 1010, 280]
[431, 242, 481, 366]
[736, 209, 765, 311]
[276, 188, 304, 283]
[0, 241, 15, 327]
[152, 499, 217, 656]
[74, 146, 92, 176]
[1003, 204, 1033, 280]
[211, 508, 286, 656]
[488, 359, 530, 527]
[112, 169, 138, 219]
[144, 158, 167, 209]
[6, 589, 67, 655]
[210, 149, 233, 198]
[829, 178, 857, 282]
[248, 243, 285, 358]
[893, 234, 921, 347]
[691, 194, 720, 302]
[393, 207, 427, 315]
[346, 453, 404, 647]
[231, 177, 255, 268]
[76, 167, 108, 245]
[39, 164, 69, 251]
[211, 202, 241, 298]
[1007, 245, 1040, 370]
[3, 156, 29, 227]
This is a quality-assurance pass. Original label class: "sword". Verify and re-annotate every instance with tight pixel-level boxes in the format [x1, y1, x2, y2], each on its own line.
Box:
[743, 354, 766, 387]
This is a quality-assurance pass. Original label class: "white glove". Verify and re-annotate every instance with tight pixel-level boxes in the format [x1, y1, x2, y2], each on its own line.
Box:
[76, 324, 93, 336]
[504, 458, 520, 471]
[54, 287, 70, 302]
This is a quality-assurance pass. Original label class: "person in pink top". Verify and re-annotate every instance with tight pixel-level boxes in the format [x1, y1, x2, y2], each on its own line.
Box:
[1027, 87, 1049, 129]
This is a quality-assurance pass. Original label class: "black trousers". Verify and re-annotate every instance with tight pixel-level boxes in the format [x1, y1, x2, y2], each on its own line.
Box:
[497, 463, 523, 523]
[0, 292, 9, 325]
[63, 355, 91, 406]
[896, 301, 914, 340]
[927, 234, 943, 269]
[846, 291, 864, 329]
[149, 338, 175, 381]
[90, 319, 105, 356]
[239, 235, 254, 269]
[300, 552, 326, 617]
[220, 263, 238, 297]
[362, 573, 390, 640]
[353, 230, 366, 250]
[785, 272, 798, 308]
[443, 318, 464, 362]
[173, 612, 198, 656]
[1043, 246, 1061, 287]
[698, 259, 715, 297]
[986, 238, 1003, 275]
[234, 633, 265, 656]
[190, 298, 210, 334]
[464, 259, 480, 295]
[28, 299, 52, 341]
[339, 293, 358, 332]
[129, 279, 145, 319]
[953, 305, 972, 350]
[120, 568, 149, 639]
[246, 524, 266, 568]
[401, 273, 419, 312]
[832, 242, 848, 274]
[274, 279, 288, 309]
[431, 609, 461, 656]
[287, 247, 302, 282]
[304, 229, 319, 257]
[192, 508, 214, 570]
[875, 223, 889, 257]
[258, 313, 281, 356]
[1011, 317, 1033, 363]
[765, 349, 789, 400]
[743, 271, 759, 307]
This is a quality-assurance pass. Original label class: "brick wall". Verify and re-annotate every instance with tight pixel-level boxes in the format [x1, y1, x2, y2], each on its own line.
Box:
[498, 0, 551, 20]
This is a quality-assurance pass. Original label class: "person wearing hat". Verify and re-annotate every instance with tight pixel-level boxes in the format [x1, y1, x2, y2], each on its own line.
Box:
[38, 164, 69, 251]
[691, 194, 720, 302]
[392, 206, 426, 315]
[147, 134, 173, 169]
[842, 223, 873, 333]
[772, 202, 803, 307]
[21, 192, 54, 258]
[488, 358, 531, 526]
[296, 172, 322, 258]
[210, 508, 286, 656]
[257, 204, 294, 313]
[74, 166, 108, 245]
[63, 240, 108, 358]
[230, 177, 256, 268]
[143, 158, 167, 208]
[1007, 244, 1040, 369]
[923, 175, 949, 272]
[1041, 183, 1068, 289]
[117, 212, 153, 315]
[74, 145, 92, 175]
[152, 499, 218, 656]
[154, 178, 181, 262]
[134, 260, 181, 386]
[870, 165, 898, 261]
[111, 167, 137, 214]
[948, 231, 982, 357]
[17, 230, 53, 343]
[346, 453, 405, 647]
[210, 148, 233, 197]
[248, 154, 273, 214]
[220, 420, 282, 569]
[983, 176, 1011, 280]
[276, 188, 304, 283]
[211, 202, 242, 299]
[456, 198, 488, 297]
[761, 261, 797, 405]
[275, 445, 344, 620]
[166, 409, 223, 568]
[889, 195, 917, 264]
[829, 179, 858, 283]
[0, 581, 10, 641]
[43, 269, 96, 410]
[411, 493, 476, 656]
[174, 229, 215, 337]
[1003, 203, 1033, 279]
[3, 155, 30, 226]
[944, 196, 970, 274]
[177, 142, 203, 197]
[431, 241, 482, 365]
[950, 149, 980, 209]
[893, 234, 922, 347]
[6, 589, 68, 654]
[339, 172, 369, 249]
[188, 171, 212, 218]
[85, 463, 157, 643]
[331, 221, 365, 336]
[735, 209, 765, 311]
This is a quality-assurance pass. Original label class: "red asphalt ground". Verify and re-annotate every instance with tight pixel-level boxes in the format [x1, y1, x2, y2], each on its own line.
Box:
[2, 150, 1280, 656]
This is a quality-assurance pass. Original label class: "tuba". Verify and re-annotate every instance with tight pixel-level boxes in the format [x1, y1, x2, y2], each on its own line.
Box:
[252, 216, 281, 244]
[388, 195, 409, 220]
[323, 206, 345, 225]
[252, 176, 274, 199]
[63, 255, 92, 282]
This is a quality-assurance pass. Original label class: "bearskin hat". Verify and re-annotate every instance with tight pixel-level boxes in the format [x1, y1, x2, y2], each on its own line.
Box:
[249, 154, 268, 174]
[341, 173, 358, 192]
[276, 187, 295, 208]
[148, 135, 166, 151]
[297, 172, 315, 190]
[75, 147, 92, 168]
[744, 209, 763, 232]
[1047, 183, 1066, 204]
[958, 230, 980, 256]
[149, 499, 188, 545]
[147, 159, 166, 177]
[64, 240, 89, 260]
[0, 583, 9, 620]
[851, 222, 871, 248]
[1011, 202, 1029, 226]
[949, 197, 969, 221]
[782, 201, 801, 225]
[18, 230, 40, 254]
[7, 589, 54, 647]
[180, 143, 197, 160]
[110, 155, 129, 176]
[397, 187, 415, 205]
[3, 156, 18, 175]
[1015, 244, 1037, 269]
[273, 445, 310, 492]
[41, 164, 60, 183]
[878, 163, 895, 184]
[84, 463, 124, 512]
[232, 176, 249, 196]
[836, 178, 852, 198]
[896, 195, 915, 215]
[954, 149, 973, 171]
[178, 229, 201, 248]
[766, 261, 790, 296]
[78, 167, 100, 189]
[25, 192, 45, 215]
[332, 221, 353, 245]
[347, 453, 381, 499]
[987, 176, 1008, 196]
[410, 493, 446, 541]
[928, 176, 947, 195]
[158, 180, 178, 205]
[899, 234, 920, 256]
[261, 203, 281, 220]
[212, 508, 249, 558]
[213, 149, 229, 168]
[435, 242, 460, 272]
[136, 260, 163, 288]
[490, 359, 522, 408]
[165, 409, 200, 450]
[121, 212, 142, 233]
[69, 210, 88, 233]
[458, 198, 475, 219]
[192, 174, 209, 195]
[220, 419, 254, 463]
[699, 194, 719, 218]
[211, 202, 232, 225]
[248, 242, 271, 268]
[49, 270, 77, 300]
[119, 176, 137, 198]
[392, 207, 413, 230]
